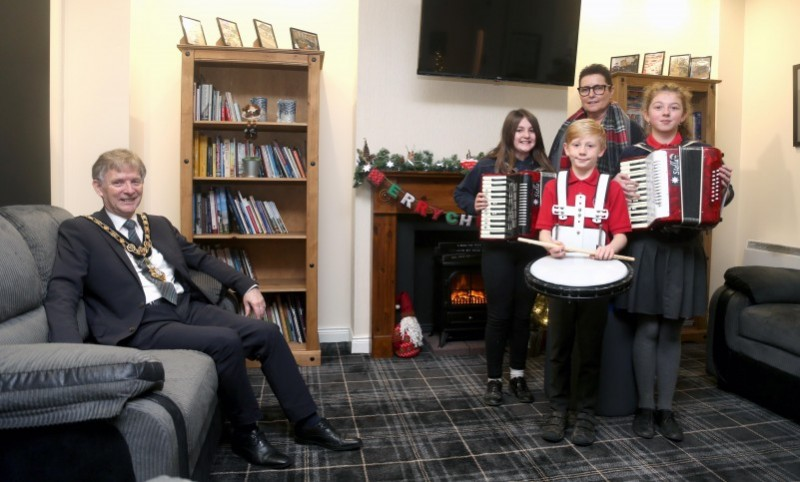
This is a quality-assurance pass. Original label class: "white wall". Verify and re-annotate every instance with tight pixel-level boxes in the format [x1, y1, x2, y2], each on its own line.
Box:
[737, 0, 800, 251]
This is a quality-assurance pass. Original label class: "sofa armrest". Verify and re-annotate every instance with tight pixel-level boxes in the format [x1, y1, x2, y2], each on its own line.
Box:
[0, 344, 163, 429]
[724, 266, 800, 304]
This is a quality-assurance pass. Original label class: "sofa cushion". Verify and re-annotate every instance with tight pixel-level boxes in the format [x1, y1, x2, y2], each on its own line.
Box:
[739, 304, 800, 358]
[0, 215, 42, 324]
[0, 205, 73, 292]
[725, 266, 800, 304]
[0, 343, 164, 429]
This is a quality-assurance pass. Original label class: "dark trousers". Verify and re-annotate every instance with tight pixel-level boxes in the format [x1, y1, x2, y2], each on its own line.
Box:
[121, 294, 317, 427]
[546, 296, 609, 415]
[482, 241, 543, 379]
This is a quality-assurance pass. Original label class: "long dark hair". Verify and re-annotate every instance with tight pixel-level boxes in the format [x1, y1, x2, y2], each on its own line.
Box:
[487, 109, 553, 174]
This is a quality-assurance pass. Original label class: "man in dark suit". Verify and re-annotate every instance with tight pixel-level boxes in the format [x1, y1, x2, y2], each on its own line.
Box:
[44, 148, 361, 469]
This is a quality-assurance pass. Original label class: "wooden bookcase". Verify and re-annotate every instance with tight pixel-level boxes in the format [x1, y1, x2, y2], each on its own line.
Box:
[178, 45, 323, 365]
[611, 72, 721, 144]
[611, 72, 722, 342]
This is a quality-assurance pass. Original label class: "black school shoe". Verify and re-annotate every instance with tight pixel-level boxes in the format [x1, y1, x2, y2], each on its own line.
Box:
[541, 411, 568, 443]
[484, 380, 503, 406]
[509, 377, 534, 403]
[655, 410, 684, 442]
[633, 408, 655, 439]
[570, 415, 596, 447]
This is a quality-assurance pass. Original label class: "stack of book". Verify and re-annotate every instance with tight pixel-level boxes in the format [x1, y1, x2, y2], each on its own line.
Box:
[259, 141, 306, 178]
[193, 134, 306, 179]
[195, 83, 241, 122]
[194, 187, 288, 235]
[201, 245, 256, 280]
[264, 293, 306, 343]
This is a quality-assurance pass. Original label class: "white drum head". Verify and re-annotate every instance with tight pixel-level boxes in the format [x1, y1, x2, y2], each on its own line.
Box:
[529, 255, 628, 287]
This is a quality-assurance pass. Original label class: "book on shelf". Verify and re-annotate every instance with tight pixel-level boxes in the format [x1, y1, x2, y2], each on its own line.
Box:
[261, 294, 306, 343]
[193, 134, 306, 179]
[200, 246, 256, 280]
[194, 83, 242, 123]
[693, 112, 703, 140]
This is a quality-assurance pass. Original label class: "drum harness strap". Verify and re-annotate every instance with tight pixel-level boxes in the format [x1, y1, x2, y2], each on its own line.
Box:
[552, 171, 610, 250]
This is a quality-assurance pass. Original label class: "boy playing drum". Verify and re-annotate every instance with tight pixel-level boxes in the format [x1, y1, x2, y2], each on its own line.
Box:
[535, 119, 631, 446]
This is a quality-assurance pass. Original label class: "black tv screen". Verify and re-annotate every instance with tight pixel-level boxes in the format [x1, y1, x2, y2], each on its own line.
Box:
[417, 0, 582, 86]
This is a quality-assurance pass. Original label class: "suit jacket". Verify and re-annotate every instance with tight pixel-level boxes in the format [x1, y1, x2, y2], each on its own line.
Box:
[45, 210, 256, 345]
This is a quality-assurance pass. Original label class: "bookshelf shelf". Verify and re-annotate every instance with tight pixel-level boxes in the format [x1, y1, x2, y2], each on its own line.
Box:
[179, 45, 322, 366]
[194, 121, 308, 132]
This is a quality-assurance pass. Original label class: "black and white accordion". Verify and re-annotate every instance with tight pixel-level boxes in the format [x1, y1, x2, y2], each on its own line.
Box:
[479, 171, 556, 240]
[619, 145, 727, 230]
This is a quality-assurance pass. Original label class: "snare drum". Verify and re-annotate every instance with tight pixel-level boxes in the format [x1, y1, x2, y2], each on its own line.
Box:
[525, 255, 633, 300]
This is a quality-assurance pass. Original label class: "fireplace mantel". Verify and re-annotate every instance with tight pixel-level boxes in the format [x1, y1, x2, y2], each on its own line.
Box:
[371, 171, 466, 357]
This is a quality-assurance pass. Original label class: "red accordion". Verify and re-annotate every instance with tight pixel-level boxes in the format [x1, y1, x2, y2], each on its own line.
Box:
[620, 145, 727, 230]
[479, 170, 555, 240]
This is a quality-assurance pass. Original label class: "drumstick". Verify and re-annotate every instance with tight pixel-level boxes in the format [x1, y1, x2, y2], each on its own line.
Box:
[518, 238, 635, 263]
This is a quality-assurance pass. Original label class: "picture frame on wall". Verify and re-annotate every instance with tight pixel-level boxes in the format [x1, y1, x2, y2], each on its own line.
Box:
[610, 54, 640, 74]
[179, 15, 206, 46]
[253, 19, 278, 49]
[217, 18, 243, 47]
[290, 28, 320, 50]
[793, 64, 800, 147]
[689, 56, 712, 79]
[669, 54, 691, 77]
[641, 51, 665, 75]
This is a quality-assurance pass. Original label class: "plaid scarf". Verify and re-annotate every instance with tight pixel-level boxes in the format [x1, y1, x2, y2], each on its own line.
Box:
[550, 102, 633, 176]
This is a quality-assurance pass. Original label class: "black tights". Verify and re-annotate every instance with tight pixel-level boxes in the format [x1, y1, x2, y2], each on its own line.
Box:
[481, 241, 543, 379]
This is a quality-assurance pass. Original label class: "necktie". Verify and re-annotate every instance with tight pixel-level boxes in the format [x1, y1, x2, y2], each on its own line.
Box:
[123, 219, 179, 304]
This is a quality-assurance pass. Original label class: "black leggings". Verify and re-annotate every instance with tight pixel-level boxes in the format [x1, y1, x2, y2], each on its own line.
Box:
[482, 241, 544, 379]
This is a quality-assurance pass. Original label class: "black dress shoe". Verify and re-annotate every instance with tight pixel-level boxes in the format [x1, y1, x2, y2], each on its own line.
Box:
[509, 377, 534, 403]
[231, 428, 292, 468]
[655, 409, 684, 442]
[295, 418, 362, 451]
[633, 408, 655, 439]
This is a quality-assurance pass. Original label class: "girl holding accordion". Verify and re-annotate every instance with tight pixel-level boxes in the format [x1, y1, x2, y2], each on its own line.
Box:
[617, 82, 733, 442]
[454, 109, 555, 407]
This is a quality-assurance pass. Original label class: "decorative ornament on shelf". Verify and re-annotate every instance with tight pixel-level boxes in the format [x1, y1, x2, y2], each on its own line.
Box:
[242, 103, 261, 140]
[393, 291, 424, 358]
[353, 138, 479, 187]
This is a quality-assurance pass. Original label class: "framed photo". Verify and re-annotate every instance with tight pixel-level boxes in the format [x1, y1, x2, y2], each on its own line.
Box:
[641, 51, 665, 75]
[689, 56, 712, 80]
[254, 19, 278, 49]
[179, 15, 206, 46]
[794, 64, 800, 147]
[609, 54, 640, 74]
[669, 54, 691, 77]
[289, 28, 320, 50]
[217, 18, 243, 47]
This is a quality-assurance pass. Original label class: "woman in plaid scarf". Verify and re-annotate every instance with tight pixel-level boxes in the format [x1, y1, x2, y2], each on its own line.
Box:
[548, 64, 644, 193]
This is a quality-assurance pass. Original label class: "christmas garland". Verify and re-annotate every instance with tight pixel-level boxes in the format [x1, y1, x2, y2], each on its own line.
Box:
[353, 140, 481, 187]
[354, 140, 482, 227]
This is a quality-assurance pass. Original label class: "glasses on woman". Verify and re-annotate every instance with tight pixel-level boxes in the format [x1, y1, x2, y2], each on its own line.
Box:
[577, 84, 611, 96]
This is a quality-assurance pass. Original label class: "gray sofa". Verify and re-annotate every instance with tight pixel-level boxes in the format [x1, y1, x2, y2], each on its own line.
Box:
[0, 205, 227, 481]
[707, 265, 800, 421]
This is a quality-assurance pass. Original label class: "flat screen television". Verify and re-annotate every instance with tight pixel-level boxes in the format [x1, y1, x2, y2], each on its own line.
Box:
[417, 0, 582, 86]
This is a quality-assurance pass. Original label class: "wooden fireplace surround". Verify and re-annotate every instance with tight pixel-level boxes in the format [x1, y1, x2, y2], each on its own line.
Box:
[370, 171, 466, 358]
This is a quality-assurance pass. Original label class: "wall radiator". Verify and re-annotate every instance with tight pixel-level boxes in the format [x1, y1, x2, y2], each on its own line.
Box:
[743, 240, 800, 270]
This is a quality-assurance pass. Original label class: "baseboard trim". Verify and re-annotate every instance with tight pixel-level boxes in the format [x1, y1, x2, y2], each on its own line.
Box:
[318, 329, 371, 354]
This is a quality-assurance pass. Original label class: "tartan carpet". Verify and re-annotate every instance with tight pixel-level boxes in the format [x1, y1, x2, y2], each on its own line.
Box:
[209, 342, 800, 481]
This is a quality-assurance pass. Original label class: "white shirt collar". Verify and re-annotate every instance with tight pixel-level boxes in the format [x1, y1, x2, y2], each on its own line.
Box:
[105, 210, 138, 232]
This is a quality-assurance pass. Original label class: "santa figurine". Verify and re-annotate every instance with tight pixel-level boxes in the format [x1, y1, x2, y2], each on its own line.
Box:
[393, 291, 424, 358]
